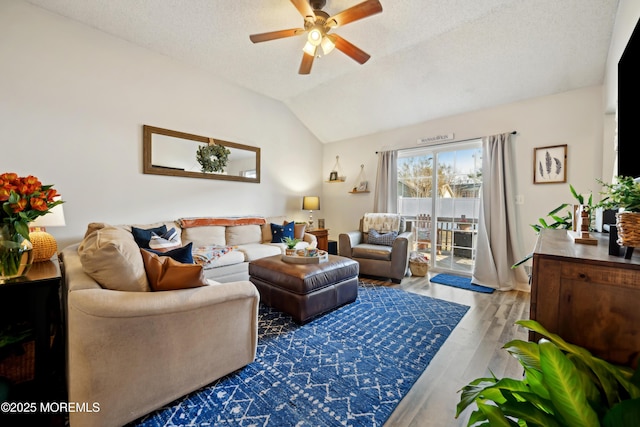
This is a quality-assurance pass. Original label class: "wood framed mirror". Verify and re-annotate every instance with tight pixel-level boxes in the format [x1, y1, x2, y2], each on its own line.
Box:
[143, 125, 260, 183]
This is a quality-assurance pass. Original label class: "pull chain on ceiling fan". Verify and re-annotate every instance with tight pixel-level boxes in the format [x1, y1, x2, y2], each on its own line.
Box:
[249, 0, 383, 75]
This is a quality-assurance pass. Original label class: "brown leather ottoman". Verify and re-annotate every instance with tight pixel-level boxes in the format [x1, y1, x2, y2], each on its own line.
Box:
[249, 254, 359, 324]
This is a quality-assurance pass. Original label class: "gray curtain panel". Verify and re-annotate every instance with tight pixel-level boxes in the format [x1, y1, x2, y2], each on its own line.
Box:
[373, 150, 398, 213]
[472, 133, 528, 290]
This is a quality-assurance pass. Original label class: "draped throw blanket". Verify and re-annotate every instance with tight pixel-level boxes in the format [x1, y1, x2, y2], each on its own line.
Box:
[472, 133, 528, 291]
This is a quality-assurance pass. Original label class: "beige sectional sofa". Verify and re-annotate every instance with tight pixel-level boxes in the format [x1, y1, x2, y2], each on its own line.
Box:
[60, 216, 317, 427]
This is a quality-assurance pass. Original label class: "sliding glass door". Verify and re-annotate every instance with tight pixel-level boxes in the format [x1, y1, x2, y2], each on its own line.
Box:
[398, 140, 482, 274]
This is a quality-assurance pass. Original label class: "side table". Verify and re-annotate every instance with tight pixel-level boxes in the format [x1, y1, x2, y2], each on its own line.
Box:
[306, 228, 329, 252]
[0, 258, 62, 394]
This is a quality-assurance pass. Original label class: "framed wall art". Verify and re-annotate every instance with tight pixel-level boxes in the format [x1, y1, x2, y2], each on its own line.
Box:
[533, 144, 567, 184]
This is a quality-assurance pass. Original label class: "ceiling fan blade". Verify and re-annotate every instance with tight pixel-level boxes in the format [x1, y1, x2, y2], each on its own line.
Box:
[331, 34, 371, 64]
[299, 52, 315, 74]
[249, 28, 305, 43]
[326, 0, 382, 28]
[290, 0, 316, 22]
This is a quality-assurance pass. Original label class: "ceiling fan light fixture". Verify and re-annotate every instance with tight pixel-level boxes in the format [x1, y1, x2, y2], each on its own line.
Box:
[307, 27, 323, 46]
[321, 35, 335, 55]
[303, 41, 318, 56]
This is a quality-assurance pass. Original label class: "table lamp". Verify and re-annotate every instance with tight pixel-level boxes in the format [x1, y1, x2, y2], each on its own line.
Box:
[302, 196, 320, 228]
[29, 202, 66, 262]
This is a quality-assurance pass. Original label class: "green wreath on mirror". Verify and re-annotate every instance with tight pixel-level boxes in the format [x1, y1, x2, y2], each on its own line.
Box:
[196, 143, 231, 173]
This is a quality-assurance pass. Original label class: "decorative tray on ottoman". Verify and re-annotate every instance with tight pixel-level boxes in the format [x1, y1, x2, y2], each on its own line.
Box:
[282, 250, 328, 264]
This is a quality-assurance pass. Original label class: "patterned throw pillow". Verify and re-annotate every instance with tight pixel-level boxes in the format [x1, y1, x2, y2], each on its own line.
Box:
[131, 225, 167, 249]
[148, 227, 182, 252]
[192, 245, 236, 267]
[270, 222, 294, 243]
[367, 228, 398, 246]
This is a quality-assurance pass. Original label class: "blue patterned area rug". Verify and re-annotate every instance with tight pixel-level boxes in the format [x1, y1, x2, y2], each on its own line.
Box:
[430, 274, 495, 294]
[130, 284, 469, 427]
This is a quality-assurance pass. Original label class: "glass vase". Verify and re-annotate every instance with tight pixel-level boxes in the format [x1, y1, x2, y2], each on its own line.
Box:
[0, 224, 34, 283]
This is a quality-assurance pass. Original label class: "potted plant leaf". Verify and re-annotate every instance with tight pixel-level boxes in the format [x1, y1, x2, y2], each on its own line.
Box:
[282, 236, 300, 255]
[456, 319, 640, 426]
[597, 176, 640, 249]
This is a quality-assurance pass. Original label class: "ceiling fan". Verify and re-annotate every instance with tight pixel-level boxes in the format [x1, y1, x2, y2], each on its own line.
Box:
[249, 0, 383, 75]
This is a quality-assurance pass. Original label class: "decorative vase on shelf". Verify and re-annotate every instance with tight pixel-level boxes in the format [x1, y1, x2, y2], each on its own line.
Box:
[0, 224, 34, 283]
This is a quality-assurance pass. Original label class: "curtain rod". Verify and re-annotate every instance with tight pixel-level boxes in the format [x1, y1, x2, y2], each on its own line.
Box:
[375, 131, 517, 154]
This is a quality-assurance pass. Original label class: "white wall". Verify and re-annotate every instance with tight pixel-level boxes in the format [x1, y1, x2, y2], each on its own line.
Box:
[0, 0, 323, 249]
[323, 86, 607, 260]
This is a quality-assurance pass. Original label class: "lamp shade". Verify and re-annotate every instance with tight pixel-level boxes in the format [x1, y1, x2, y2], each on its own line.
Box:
[302, 196, 320, 211]
[31, 202, 66, 228]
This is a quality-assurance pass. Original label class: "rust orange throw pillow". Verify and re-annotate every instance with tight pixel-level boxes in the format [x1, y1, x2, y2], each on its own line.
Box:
[140, 249, 208, 291]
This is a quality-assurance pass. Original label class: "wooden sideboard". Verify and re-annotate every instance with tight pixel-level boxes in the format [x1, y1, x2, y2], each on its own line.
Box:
[530, 229, 640, 367]
[306, 228, 329, 252]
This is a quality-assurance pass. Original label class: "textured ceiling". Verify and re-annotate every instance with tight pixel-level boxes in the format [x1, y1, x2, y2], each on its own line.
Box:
[24, 0, 620, 143]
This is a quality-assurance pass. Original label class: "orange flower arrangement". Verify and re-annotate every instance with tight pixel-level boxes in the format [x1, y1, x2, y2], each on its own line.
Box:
[1, 172, 63, 241]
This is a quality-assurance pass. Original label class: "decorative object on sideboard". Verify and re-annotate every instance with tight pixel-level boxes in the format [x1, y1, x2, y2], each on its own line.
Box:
[533, 144, 567, 184]
[302, 196, 320, 228]
[29, 200, 66, 262]
[0, 172, 63, 282]
[596, 175, 640, 259]
[318, 218, 325, 229]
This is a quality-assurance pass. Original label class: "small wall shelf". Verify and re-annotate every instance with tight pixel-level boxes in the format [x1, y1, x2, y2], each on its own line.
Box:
[349, 190, 370, 194]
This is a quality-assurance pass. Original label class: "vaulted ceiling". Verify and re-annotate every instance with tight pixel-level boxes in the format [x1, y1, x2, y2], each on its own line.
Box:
[24, 0, 620, 143]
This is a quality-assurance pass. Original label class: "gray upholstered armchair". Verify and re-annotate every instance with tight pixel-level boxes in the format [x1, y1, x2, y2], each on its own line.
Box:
[338, 213, 413, 283]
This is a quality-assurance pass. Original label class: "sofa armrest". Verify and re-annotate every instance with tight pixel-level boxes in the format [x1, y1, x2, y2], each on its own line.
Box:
[338, 231, 362, 257]
[61, 244, 260, 427]
[302, 232, 318, 248]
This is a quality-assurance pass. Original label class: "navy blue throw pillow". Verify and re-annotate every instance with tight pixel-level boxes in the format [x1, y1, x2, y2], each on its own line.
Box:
[146, 242, 194, 264]
[132, 225, 167, 249]
[270, 222, 294, 243]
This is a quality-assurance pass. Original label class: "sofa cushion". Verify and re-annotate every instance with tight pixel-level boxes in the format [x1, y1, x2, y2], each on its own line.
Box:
[352, 243, 393, 261]
[148, 227, 182, 252]
[226, 225, 263, 246]
[147, 242, 194, 264]
[78, 226, 150, 292]
[131, 225, 167, 249]
[179, 217, 266, 228]
[367, 228, 398, 246]
[270, 222, 294, 243]
[181, 225, 226, 247]
[140, 249, 207, 291]
[236, 243, 282, 261]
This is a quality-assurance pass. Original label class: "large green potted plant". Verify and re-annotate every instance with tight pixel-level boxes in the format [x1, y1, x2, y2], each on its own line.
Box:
[512, 184, 592, 268]
[456, 319, 640, 426]
[597, 176, 640, 248]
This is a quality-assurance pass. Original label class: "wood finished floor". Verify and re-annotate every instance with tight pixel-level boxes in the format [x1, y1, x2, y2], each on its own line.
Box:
[367, 272, 531, 427]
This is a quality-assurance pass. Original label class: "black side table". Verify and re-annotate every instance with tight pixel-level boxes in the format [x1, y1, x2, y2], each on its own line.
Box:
[0, 258, 62, 394]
